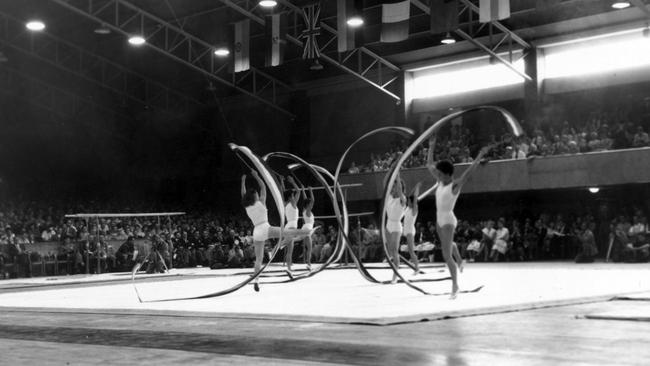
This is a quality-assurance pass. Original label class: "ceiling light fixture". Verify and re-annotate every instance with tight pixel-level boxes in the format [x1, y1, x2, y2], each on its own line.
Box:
[214, 47, 230, 56]
[128, 35, 146, 46]
[441, 32, 456, 44]
[94, 24, 111, 34]
[259, 0, 277, 7]
[25, 20, 45, 31]
[588, 187, 600, 194]
[347, 16, 364, 27]
[611, 1, 631, 9]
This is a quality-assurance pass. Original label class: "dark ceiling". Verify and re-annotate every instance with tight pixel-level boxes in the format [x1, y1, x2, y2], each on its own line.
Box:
[0, 0, 648, 109]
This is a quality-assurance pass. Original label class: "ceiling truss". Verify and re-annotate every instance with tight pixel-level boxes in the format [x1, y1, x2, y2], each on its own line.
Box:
[221, 0, 403, 101]
[48, 0, 296, 117]
[0, 10, 203, 119]
[410, 0, 532, 81]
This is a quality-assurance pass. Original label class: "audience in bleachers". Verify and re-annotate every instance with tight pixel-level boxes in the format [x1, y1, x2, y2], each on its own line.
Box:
[348, 108, 650, 174]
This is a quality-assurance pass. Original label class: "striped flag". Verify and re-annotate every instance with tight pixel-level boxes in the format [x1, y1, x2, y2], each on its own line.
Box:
[300, 4, 321, 60]
[380, 1, 410, 43]
[265, 13, 287, 67]
[479, 0, 510, 23]
[431, 0, 458, 34]
[233, 19, 250, 72]
[337, 0, 356, 52]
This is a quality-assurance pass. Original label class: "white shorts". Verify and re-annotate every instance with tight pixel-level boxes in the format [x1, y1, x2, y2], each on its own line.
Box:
[403, 225, 416, 236]
[285, 220, 298, 229]
[253, 222, 271, 242]
[386, 220, 403, 234]
[437, 212, 457, 228]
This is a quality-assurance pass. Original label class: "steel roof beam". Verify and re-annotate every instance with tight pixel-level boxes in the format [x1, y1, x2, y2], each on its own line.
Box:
[49, 0, 296, 117]
[410, 0, 532, 81]
[0, 10, 202, 118]
[223, 0, 402, 101]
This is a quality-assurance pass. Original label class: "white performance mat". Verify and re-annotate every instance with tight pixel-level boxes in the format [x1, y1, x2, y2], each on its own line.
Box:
[1, 263, 649, 325]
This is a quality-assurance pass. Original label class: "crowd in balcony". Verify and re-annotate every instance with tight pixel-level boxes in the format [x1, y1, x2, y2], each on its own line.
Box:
[347, 111, 650, 174]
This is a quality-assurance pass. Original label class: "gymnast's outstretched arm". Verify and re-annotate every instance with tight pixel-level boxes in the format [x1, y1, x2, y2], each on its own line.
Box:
[426, 136, 441, 182]
[455, 146, 490, 191]
[251, 170, 266, 205]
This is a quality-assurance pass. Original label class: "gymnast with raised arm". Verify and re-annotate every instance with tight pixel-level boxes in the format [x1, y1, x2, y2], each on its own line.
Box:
[280, 175, 301, 272]
[426, 136, 491, 298]
[403, 181, 422, 275]
[241, 170, 314, 292]
[385, 172, 407, 284]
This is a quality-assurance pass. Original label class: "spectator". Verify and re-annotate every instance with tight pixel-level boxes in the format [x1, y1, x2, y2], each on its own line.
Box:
[632, 126, 650, 147]
[490, 218, 510, 261]
[575, 222, 598, 263]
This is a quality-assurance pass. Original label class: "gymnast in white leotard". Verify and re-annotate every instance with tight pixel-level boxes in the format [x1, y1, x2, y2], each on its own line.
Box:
[385, 173, 406, 283]
[427, 136, 492, 298]
[281, 176, 301, 271]
[403, 182, 422, 275]
[241, 171, 313, 292]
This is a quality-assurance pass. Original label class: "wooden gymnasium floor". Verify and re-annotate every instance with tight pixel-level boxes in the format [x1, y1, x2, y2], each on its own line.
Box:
[0, 261, 649, 365]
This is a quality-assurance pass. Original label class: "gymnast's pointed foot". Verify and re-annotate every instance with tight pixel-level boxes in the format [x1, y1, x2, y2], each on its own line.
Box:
[253, 280, 260, 292]
[450, 284, 459, 300]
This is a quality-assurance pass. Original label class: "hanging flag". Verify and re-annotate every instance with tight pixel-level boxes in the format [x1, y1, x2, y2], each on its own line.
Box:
[337, 0, 357, 52]
[479, 0, 510, 23]
[430, 0, 458, 34]
[380, 1, 410, 43]
[300, 4, 321, 60]
[233, 19, 250, 72]
[265, 13, 287, 67]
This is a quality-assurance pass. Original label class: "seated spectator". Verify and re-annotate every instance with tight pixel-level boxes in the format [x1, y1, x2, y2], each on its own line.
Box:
[311, 228, 326, 263]
[227, 243, 244, 268]
[210, 244, 228, 269]
[480, 220, 496, 261]
[360, 224, 381, 262]
[509, 220, 524, 261]
[319, 226, 337, 262]
[575, 222, 598, 263]
[632, 126, 650, 147]
[623, 233, 649, 263]
[41, 226, 56, 242]
[7, 231, 32, 278]
[522, 218, 539, 260]
[116, 236, 136, 271]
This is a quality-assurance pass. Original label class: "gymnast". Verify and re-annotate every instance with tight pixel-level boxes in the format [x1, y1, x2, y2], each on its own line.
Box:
[280, 176, 301, 272]
[403, 182, 422, 275]
[241, 171, 314, 292]
[385, 172, 407, 284]
[427, 136, 491, 298]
